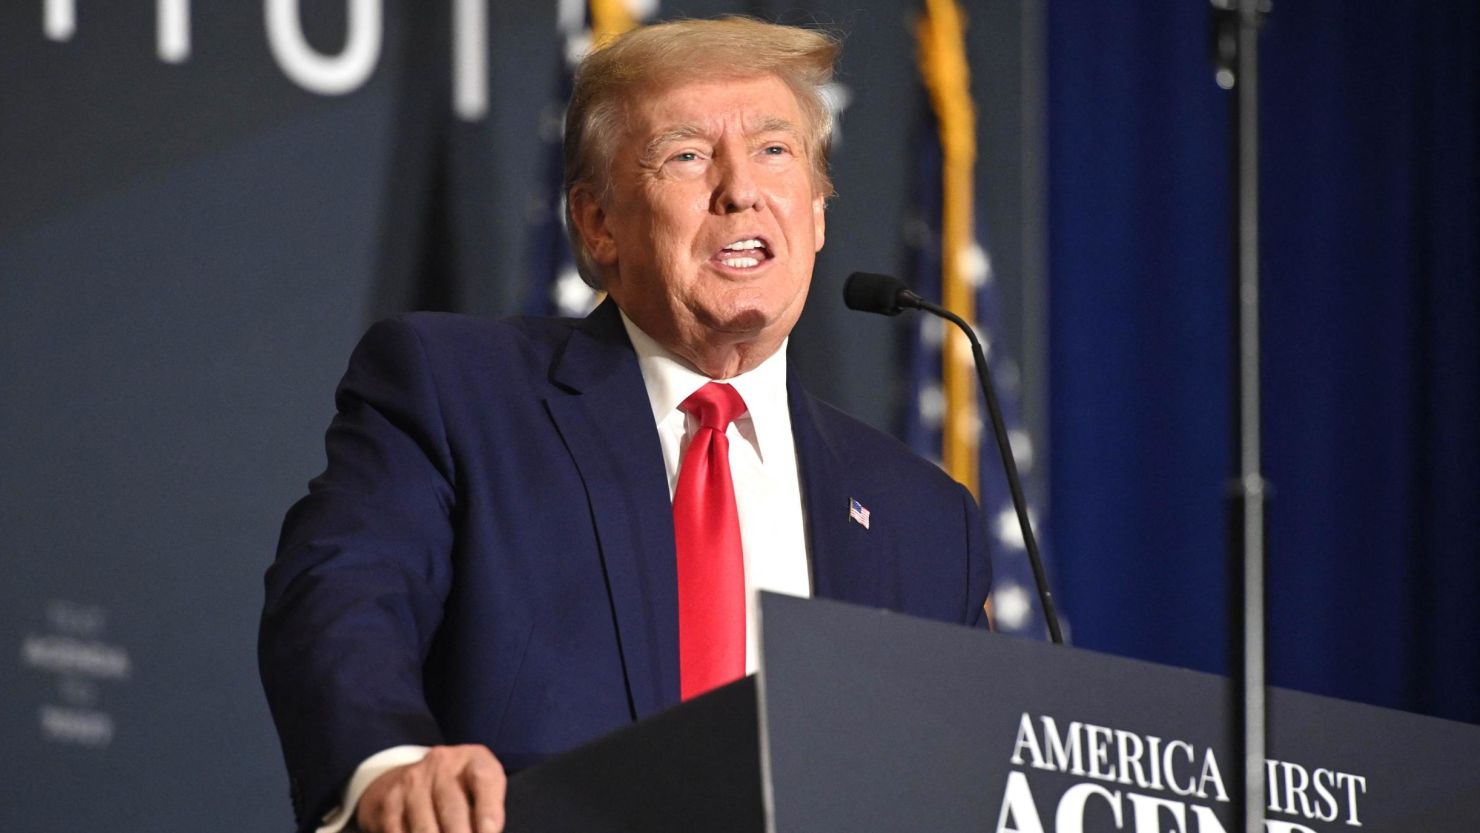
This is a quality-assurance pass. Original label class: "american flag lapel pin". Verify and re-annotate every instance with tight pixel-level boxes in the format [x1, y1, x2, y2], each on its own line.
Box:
[848, 497, 871, 529]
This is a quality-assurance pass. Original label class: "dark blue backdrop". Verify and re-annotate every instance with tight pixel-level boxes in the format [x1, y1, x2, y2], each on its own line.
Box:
[4, 2, 1475, 829]
[1048, 1, 1480, 723]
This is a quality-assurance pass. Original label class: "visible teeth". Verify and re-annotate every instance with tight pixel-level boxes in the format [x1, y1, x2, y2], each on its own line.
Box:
[721, 257, 761, 268]
[724, 238, 764, 251]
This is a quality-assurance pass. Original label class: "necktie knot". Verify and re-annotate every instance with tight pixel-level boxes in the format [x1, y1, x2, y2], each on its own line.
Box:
[680, 382, 747, 432]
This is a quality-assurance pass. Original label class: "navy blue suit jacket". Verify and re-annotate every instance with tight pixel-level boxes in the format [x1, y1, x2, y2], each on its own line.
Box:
[259, 301, 991, 830]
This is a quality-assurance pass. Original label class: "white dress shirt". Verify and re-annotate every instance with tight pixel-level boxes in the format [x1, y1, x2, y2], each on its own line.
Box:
[315, 315, 811, 832]
[621, 311, 813, 672]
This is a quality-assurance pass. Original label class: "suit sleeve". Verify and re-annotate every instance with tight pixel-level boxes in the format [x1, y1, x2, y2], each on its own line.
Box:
[259, 317, 457, 832]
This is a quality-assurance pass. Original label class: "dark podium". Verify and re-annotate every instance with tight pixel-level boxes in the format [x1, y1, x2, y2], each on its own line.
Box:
[506, 593, 1480, 832]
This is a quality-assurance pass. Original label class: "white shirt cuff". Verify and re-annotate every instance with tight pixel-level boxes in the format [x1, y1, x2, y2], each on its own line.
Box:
[315, 745, 431, 833]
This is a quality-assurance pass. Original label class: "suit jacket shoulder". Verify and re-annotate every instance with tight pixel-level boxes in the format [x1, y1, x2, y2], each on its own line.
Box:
[787, 379, 993, 631]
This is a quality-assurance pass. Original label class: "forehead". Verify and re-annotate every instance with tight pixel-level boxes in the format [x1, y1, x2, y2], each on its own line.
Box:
[622, 74, 806, 140]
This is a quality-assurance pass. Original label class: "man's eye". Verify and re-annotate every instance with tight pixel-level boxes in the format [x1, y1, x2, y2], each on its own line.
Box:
[670, 151, 701, 163]
[762, 144, 788, 155]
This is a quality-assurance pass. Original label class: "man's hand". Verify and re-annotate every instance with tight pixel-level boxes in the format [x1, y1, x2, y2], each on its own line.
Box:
[356, 744, 506, 833]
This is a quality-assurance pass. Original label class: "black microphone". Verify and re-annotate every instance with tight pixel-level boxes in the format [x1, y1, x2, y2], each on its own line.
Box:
[842, 271, 1065, 645]
[843, 271, 925, 316]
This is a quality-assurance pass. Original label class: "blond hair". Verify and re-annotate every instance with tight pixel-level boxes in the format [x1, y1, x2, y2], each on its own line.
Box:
[563, 16, 841, 288]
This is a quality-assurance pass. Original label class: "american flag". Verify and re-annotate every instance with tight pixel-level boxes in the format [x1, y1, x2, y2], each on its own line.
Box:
[525, 0, 654, 317]
[903, 0, 1061, 640]
[849, 498, 871, 529]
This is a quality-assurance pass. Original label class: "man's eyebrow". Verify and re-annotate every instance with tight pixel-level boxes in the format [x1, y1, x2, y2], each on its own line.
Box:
[752, 116, 802, 138]
[638, 117, 804, 164]
[640, 124, 707, 164]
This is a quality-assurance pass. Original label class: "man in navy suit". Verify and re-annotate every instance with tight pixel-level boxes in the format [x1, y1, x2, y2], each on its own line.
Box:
[260, 17, 991, 833]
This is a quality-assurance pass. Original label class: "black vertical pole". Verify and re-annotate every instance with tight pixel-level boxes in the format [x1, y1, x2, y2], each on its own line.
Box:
[1211, 2, 1269, 833]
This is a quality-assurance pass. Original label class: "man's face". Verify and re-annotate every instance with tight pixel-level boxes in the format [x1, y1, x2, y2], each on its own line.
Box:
[573, 74, 827, 374]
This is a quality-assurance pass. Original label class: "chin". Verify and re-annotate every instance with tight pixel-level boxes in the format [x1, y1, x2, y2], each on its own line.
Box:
[701, 306, 773, 336]
[703, 284, 806, 335]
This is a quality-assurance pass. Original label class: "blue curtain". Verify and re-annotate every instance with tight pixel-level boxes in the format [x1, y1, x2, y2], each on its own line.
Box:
[1048, 0, 1480, 723]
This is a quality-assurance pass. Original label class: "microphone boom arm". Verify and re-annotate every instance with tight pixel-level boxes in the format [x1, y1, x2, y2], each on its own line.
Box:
[913, 296, 1065, 645]
[845, 272, 1064, 644]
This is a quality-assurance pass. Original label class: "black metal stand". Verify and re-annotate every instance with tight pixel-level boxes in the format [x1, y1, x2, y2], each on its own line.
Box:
[1211, 2, 1271, 832]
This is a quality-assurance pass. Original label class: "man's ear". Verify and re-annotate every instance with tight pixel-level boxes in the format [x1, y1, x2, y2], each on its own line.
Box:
[568, 186, 618, 266]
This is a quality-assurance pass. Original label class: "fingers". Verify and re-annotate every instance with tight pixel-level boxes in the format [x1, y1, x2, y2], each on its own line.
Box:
[401, 759, 442, 832]
[465, 754, 507, 833]
[357, 745, 506, 833]
[431, 760, 473, 833]
[361, 775, 405, 833]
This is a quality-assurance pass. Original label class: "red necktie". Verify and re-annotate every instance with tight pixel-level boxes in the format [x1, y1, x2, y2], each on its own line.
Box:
[673, 382, 748, 700]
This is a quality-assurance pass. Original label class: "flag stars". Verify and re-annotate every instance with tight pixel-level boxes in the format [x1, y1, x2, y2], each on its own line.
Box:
[944, 326, 989, 363]
[819, 81, 853, 147]
[961, 241, 992, 288]
[917, 383, 946, 428]
[993, 504, 1035, 551]
[563, 31, 593, 66]
[553, 267, 598, 316]
[950, 332, 978, 366]
[626, 0, 660, 19]
[972, 325, 991, 360]
[992, 582, 1033, 632]
[918, 317, 945, 348]
[1008, 428, 1034, 474]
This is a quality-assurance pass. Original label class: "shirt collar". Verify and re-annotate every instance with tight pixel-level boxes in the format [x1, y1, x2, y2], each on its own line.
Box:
[619, 311, 790, 461]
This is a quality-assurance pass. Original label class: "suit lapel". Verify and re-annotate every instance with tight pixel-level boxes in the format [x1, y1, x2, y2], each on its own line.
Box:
[788, 373, 890, 607]
[544, 301, 680, 719]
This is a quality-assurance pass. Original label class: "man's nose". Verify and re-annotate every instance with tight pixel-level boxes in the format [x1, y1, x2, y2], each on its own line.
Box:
[711, 156, 761, 213]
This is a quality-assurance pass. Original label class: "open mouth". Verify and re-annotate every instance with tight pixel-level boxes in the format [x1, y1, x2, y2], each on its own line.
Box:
[711, 237, 774, 270]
